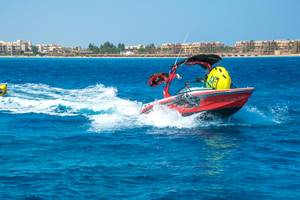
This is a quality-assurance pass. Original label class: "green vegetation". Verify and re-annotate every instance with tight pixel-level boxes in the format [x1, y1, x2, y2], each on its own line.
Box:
[32, 45, 39, 55]
[88, 42, 125, 54]
[138, 44, 156, 54]
[88, 42, 157, 54]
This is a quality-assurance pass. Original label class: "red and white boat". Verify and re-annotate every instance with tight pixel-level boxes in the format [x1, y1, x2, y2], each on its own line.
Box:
[141, 54, 254, 117]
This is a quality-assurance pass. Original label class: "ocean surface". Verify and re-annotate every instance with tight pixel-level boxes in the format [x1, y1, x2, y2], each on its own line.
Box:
[0, 57, 299, 199]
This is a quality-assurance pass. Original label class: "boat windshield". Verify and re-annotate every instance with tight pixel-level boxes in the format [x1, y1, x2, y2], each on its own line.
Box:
[176, 82, 213, 95]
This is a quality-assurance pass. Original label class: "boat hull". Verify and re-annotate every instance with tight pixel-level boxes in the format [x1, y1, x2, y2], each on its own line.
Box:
[141, 88, 254, 117]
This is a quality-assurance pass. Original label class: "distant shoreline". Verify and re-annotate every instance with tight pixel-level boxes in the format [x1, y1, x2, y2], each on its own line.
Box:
[0, 54, 300, 59]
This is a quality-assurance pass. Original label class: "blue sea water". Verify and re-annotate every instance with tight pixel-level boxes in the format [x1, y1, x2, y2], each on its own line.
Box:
[0, 57, 299, 199]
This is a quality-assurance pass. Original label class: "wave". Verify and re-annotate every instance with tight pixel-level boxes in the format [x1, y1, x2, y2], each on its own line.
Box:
[233, 104, 289, 125]
[0, 83, 289, 132]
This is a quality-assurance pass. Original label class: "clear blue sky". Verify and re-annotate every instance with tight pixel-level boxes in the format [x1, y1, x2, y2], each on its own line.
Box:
[0, 0, 299, 47]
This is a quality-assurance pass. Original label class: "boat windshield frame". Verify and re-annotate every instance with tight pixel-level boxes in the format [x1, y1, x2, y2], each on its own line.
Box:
[175, 81, 213, 95]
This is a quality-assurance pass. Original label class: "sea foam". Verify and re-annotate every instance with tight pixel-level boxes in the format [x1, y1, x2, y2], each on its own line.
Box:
[0, 83, 287, 132]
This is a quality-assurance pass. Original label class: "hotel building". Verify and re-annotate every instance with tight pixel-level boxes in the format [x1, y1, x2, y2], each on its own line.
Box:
[0, 40, 32, 55]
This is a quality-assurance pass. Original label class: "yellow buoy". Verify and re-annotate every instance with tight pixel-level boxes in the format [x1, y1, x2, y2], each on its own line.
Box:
[206, 66, 231, 90]
[0, 84, 7, 96]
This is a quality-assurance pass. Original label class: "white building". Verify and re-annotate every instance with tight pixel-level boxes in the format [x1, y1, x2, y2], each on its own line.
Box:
[125, 44, 143, 50]
[0, 40, 32, 55]
[36, 44, 63, 53]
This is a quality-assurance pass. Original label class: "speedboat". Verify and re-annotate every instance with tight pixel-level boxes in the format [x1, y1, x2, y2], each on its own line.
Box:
[0, 84, 7, 96]
[141, 54, 254, 117]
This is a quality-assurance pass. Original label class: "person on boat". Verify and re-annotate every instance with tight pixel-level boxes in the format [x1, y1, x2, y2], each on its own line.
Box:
[148, 73, 169, 87]
[149, 72, 182, 87]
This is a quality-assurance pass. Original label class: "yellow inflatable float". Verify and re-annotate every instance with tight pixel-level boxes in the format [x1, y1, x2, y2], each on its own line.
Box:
[0, 84, 7, 96]
[206, 66, 231, 90]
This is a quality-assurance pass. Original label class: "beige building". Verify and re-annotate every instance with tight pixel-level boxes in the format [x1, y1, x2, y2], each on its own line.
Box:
[160, 42, 224, 54]
[274, 40, 299, 54]
[235, 39, 300, 54]
[0, 40, 32, 55]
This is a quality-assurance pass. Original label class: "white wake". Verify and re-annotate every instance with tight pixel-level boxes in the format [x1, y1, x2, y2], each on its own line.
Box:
[0, 83, 204, 131]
